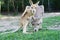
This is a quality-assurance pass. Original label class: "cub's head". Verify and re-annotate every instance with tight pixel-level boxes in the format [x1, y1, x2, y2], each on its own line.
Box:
[29, 0, 40, 14]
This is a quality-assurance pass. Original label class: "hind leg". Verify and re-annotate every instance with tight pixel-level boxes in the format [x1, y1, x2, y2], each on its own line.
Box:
[23, 22, 28, 34]
[23, 22, 33, 34]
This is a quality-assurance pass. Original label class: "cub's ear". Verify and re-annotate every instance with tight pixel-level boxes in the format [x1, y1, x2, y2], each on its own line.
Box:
[36, 1, 40, 5]
[26, 6, 30, 9]
[29, 0, 33, 5]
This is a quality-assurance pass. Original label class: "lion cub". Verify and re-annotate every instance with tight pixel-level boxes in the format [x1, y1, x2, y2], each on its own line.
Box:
[20, 6, 34, 34]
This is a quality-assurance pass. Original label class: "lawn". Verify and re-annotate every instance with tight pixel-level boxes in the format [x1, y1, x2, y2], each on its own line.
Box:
[0, 16, 60, 40]
[0, 30, 60, 40]
[43, 16, 60, 28]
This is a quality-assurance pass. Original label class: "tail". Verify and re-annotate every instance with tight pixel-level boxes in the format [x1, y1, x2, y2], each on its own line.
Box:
[0, 27, 20, 35]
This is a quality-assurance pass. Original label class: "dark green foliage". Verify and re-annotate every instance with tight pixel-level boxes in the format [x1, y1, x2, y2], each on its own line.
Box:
[1, 0, 60, 13]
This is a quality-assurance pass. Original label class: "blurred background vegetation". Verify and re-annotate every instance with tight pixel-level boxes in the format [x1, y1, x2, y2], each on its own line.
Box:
[0, 0, 60, 15]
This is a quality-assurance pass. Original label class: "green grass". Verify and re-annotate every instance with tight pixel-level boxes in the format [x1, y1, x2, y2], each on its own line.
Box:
[0, 16, 60, 40]
[0, 30, 60, 40]
[43, 16, 60, 28]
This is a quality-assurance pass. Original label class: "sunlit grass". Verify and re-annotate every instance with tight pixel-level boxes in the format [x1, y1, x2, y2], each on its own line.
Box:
[43, 16, 60, 28]
[0, 30, 60, 40]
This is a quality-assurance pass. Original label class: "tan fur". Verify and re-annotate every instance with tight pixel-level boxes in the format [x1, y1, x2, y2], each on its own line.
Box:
[20, 7, 34, 33]
[20, 11, 33, 27]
